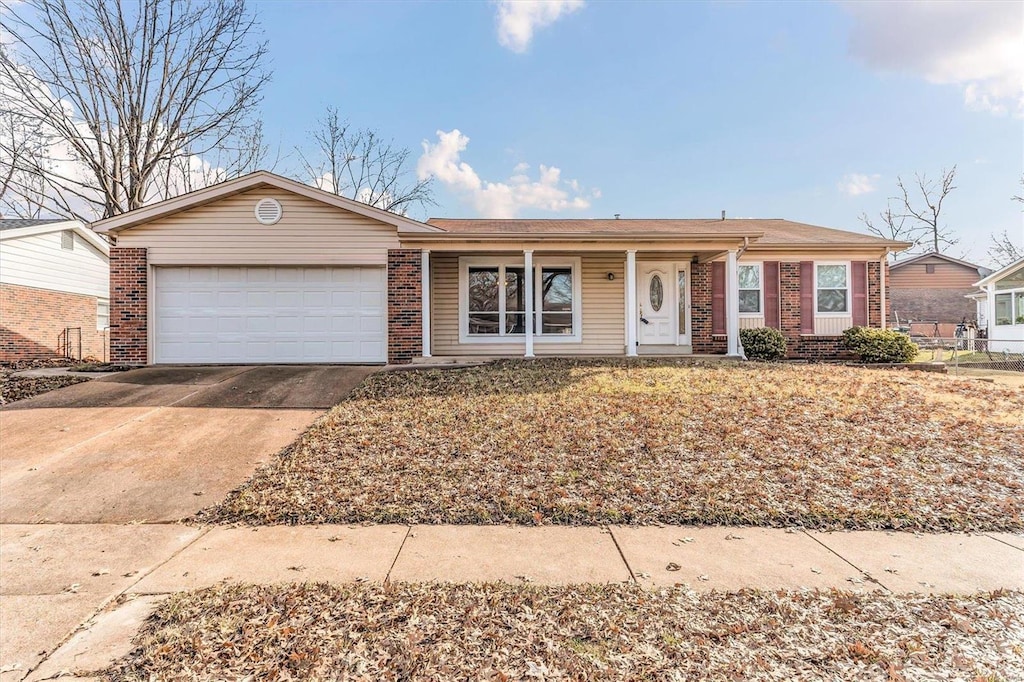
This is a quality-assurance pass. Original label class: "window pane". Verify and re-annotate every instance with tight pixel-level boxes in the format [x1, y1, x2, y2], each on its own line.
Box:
[541, 268, 572, 311]
[817, 264, 847, 289]
[678, 271, 686, 335]
[649, 274, 664, 312]
[505, 267, 525, 312]
[738, 265, 760, 289]
[469, 313, 500, 335]
[994, 266, 1024, 290]
[468, 268, 499, 312]
[1016, 292, 1024, 324]
[995, 292, 1012, 325]
[817, 289, 848, 313]
[505, 312, 525, 334]
[542, 312, 573, 335]
[739, 290, 761, 314]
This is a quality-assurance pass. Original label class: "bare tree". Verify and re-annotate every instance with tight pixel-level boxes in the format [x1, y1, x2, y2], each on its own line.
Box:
[861, 166, 959, 257]
[987, 175, 1024, 267]
[859, 200, 922, 260]
[295, 106, 433, 215]
[0, 0, 270, 220]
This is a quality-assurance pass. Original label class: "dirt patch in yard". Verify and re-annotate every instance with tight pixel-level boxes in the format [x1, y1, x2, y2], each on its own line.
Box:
[204, 359, 1023, 531]
[0, 371, 90, 405]
[105, 582, 1023, 681]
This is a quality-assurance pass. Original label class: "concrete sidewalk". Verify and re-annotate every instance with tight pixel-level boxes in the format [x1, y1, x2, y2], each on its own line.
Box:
[2, 523, 1022, 681]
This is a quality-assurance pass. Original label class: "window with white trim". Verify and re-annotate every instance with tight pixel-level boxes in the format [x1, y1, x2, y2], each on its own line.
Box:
[737, 264, 762, 314]
[815, 263, 849, 314]
[96, 299, 110, 330]
[460, 257, 581, 342]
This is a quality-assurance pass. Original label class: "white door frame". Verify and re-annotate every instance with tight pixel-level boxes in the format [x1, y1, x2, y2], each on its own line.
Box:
[675, 261, 692, 346]
[637, 261, 691, 346]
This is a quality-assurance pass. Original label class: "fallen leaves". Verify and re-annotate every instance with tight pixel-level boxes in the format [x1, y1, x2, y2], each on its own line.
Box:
[0, 371, 89, 405]
[104, 583, 1024, 681]
[201, 360, 1024, 532]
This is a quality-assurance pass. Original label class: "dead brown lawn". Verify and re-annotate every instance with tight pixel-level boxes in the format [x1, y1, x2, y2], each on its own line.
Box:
[105, 582, 1024, 681]
[204, 360, 1024, 531]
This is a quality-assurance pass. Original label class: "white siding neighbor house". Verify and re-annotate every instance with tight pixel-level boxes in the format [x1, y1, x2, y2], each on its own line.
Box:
[969, 256, 1024, 353]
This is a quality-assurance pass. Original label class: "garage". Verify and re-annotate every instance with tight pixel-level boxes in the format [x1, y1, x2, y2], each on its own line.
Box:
[153, 266, 386, 364]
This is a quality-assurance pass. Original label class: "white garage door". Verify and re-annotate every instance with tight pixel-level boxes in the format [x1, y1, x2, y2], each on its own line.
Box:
[154, 266, 386, 364]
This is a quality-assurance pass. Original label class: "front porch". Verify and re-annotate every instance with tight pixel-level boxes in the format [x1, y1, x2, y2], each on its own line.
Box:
[401, 242, 753, 363]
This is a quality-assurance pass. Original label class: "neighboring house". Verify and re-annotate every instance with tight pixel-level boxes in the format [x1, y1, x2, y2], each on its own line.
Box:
[967, 256, 1024, 352]
[888, 252, 991, 337]
[0, 218, 111, 362]
[91, 171, 907, 366]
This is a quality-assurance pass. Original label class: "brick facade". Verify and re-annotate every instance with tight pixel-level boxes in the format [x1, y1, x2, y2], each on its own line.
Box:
[0, 283, 107, 362]
[109, 247, 148, 365]
[387, 249, 422, 364]
[690, 262, 727, 354]
[688, 260, 888, 360]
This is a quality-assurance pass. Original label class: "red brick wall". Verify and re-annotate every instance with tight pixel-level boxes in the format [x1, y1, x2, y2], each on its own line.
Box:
[0, 283, 107, 362]
[690, 262, 726, 354]
[109, 247, 148, 365]
[387, 249, 422, 364]
[690, 260, 887, 361]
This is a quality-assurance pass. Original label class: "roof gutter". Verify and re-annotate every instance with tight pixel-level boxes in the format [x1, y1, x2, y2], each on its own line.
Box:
[399, 231, 765, 242]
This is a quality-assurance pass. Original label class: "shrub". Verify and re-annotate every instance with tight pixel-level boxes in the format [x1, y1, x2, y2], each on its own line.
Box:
[841, 326, 918, 363]
[740, 327, 787, 362]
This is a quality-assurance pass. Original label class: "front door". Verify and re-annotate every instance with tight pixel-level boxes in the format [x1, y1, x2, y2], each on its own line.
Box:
[638, 262, 674, 344]
[638, 261, 691, 346]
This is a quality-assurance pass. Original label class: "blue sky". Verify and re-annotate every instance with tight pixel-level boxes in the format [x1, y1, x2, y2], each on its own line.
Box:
[254, 1, 1021, 265]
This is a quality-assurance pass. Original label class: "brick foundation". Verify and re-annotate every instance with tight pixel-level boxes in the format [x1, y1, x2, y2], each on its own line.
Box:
[387, 249, 422, 364]
[0, 283, 107, 362]
[109, 247, 148, 365]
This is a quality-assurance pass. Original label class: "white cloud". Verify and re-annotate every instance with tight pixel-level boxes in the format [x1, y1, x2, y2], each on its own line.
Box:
[842, 1, 1024, 116]
[838, 173, 881, 197]
[495, 0, 584, 53]
[417, 129, 594, 218]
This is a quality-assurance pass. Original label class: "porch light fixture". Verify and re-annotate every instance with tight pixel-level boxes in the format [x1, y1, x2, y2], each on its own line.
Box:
[607, 272, 615, 281]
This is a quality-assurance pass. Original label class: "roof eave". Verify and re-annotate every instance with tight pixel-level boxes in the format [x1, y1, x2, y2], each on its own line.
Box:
[93, 171, 444, 234]
[400, 231, 765, 241]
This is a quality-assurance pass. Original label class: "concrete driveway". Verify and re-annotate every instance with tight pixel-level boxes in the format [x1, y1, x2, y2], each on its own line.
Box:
[0, 365, 375, 524]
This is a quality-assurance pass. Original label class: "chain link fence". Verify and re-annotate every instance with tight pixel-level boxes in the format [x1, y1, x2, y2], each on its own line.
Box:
[913, 336, 1024, 376]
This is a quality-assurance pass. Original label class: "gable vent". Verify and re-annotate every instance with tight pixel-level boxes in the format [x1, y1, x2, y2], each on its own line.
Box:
[254, 197, 283, 225]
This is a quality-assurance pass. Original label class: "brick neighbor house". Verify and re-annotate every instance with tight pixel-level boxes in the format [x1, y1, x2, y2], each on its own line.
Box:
[888, 252, 992, 337]
[91, 171, 908, 365]
[0, 219, 110, 363]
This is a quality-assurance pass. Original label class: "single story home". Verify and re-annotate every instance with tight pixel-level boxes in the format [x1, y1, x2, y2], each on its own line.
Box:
[888, 252, 990, 336]
[92, 171, 907, 365]
[967, 256, 1024, 353]
[0, 218, 110, 362]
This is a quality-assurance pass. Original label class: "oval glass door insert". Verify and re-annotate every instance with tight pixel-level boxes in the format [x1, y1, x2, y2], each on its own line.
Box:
[650, 274, 664, 311]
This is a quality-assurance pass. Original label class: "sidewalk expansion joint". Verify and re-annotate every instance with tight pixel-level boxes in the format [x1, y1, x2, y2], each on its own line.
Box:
[384, 525, 413, 584]
[984, 533, 1024, 552]
[20, 525, 213, 681]
[605, 526, 636, 583]
[800, 530, 891, 593]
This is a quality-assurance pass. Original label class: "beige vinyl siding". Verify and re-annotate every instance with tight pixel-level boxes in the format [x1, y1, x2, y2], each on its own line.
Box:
[431, 252, 626, 356]
[889, 256, 981, 289]
[814, 316, 854, 335]
[0, 231, 108, 298]
[116, 188, 399, 265]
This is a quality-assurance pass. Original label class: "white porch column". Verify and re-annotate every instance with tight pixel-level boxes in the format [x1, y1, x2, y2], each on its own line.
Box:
[987, 283, 996, 338]
[725, 249, 740, 356]
[421, 249, 431, 358]
[524, 249, 535, 358]
[625, 250, 638, 356]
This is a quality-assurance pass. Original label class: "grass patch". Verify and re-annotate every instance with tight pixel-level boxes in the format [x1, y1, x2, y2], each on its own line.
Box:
[203, 359, 1024, 531]
[105, 582, 1024, 681]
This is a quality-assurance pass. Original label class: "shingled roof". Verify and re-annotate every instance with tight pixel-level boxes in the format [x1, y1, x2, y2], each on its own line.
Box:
[0, 218, 66, 231]
[424, 218, 901, 246]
